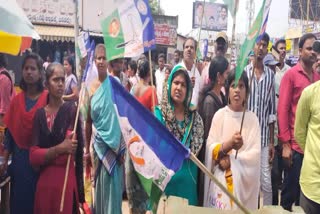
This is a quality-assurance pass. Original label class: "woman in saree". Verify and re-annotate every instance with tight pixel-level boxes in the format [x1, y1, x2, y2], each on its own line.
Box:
[29, 63, 84, 214]
[204, 72, 261, 210]
[154, 65, 204, 206]
[126, 60, 158, 213]
[131, 60, 158, 112]
[85, 44, 125, 214]
[62, 56, 79, 101]
[0, 53, 48, 214]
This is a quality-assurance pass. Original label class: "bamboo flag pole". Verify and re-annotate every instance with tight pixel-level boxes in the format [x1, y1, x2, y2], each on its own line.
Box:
[148, 50, 156, 109]
[60, 92, 82, 212]
[60, 0, 80, 211]
[189, 153, 250, 214]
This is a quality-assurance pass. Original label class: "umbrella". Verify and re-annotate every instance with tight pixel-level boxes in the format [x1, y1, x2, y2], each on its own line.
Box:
[0, 0, 40, 55]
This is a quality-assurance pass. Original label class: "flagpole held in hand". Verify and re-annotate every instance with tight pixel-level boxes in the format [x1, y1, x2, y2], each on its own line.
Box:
[235, 61, 255, 159]
[60, 86, 83, 212]
[189, 153, 250, 214]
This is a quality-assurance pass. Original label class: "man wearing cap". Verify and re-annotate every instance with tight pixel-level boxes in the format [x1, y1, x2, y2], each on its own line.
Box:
[245, 32, 276, 206]
[215, 32, 228, 57]
[278, 33, 320, 211]
[201, 32, 228, 86]
[264, 53, 280, 73]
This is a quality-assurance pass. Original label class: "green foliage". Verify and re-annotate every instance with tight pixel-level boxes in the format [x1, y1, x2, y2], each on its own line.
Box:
[148, 0, 164, 15]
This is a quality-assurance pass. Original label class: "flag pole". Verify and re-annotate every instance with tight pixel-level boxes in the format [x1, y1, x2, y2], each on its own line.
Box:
[189, 153, 250, 214]
[235, 59, 256, 159]
[148, 50, 156, 109]
[60, 0, 80, 211]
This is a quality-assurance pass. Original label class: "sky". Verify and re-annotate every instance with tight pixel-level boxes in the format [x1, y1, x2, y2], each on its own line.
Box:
[160, 0, 290, 38]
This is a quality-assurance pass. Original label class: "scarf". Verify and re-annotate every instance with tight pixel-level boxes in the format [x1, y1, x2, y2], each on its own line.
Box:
[4, 90, 48, 149]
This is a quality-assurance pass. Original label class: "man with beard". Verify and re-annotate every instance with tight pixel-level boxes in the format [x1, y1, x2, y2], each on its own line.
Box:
[179, 37, 201, 106]
[278, 33, 320, 212]
[245, 32, 276, 206]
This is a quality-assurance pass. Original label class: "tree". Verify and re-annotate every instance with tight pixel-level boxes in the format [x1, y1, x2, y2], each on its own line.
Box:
[149, 0, 164, 15]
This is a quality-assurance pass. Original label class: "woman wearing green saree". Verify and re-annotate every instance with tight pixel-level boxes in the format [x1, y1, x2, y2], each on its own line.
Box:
[155, 65, 204, 205]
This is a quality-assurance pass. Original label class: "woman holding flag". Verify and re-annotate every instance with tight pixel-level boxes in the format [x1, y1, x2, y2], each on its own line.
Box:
[85, 44, 125, 214]
[155, 65, 204, 206]
[204, 72, 261, 210]
[29, 62, 85, 214]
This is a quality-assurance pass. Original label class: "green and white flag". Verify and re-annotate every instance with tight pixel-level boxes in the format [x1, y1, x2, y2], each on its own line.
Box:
[100, 0, 156, 61]
[235, 0, 272, 84]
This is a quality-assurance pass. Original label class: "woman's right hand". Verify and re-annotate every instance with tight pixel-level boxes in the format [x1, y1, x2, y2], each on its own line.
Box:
[58, 133, 78, 155]
[230, 132, 243, 151]
[219, 155, 230, 171]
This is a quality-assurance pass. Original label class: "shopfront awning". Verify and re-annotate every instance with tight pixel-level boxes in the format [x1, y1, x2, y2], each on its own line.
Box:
[34, 25, 75, 42]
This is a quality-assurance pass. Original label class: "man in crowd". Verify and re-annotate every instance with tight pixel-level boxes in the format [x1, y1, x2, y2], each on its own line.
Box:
[278, 33, 320, 212]
[215, 32, 228, 57]
[173, 50, 181, 66]
[313, 52, 320, 73]
[271, 39, 291, 205]
[155, 53, 166, 103]
[179, 37, 201, 106]
[294, 73, 320, 213]
[201, 32, 229, 86]
[263, 53, 280, 73]
[108, 58, 124, 83]
[245, 33, 276, 206]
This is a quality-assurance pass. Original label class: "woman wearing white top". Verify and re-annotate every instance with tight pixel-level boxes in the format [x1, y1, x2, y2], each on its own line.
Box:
[204, 72, 261, 210]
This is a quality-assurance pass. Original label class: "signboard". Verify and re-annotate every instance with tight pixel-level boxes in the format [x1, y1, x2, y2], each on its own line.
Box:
[17, 0, 75, 26]
[153, 15, 178, 47]
[302, 23, 315, 33]
[192, 1, 228, 31]
[154, 24, 177, 46]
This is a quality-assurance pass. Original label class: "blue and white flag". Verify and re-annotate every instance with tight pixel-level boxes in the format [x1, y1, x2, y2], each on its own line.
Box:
[107, 75, 190, 212]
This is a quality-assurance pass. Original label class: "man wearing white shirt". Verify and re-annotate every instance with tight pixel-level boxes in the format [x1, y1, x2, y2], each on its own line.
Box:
[155, 53, 166, 103]
[178, 37, 201, 106]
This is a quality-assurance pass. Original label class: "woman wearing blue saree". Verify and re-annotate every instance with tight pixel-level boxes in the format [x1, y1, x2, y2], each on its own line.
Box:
[85, 44, 125, 214]
[154, 65, 204, 205]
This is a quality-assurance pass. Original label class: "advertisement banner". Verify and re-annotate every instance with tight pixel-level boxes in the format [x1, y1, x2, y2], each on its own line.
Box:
[153, 15, 178, 47]
[16, 0, 74, 26]
[154, 24, 177, 46]
[192, 1, 228, 31]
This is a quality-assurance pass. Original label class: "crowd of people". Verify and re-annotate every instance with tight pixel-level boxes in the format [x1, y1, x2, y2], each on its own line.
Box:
[0, 31, 320, 214]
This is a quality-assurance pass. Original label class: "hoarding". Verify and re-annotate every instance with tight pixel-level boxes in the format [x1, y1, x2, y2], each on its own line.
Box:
[153, 15, 178, 47]
[17, 0, 75, 26]
[192, 1, 228, 31]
